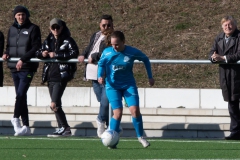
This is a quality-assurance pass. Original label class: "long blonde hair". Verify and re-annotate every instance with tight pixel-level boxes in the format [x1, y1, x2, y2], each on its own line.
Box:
[103, 28, 114, 47]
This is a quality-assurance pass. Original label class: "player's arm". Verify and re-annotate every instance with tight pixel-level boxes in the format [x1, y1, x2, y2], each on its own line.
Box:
[135, 50, 154, 86]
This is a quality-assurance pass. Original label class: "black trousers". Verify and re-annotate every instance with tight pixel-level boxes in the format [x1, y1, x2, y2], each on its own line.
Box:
[12, 71, 34, 126]
[228, 100, 240, 135]
[48, 81, 69, 128]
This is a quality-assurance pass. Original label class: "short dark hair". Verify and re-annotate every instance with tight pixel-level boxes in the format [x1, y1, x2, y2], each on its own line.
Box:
[111, 31, 125, 42]
[100, 15, 113, 22]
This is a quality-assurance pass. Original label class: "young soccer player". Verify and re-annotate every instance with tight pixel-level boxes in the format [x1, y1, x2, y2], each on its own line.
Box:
[98, 31, 154, 148]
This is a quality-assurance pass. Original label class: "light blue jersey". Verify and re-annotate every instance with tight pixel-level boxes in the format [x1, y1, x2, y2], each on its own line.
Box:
[98, 45, 153, 89]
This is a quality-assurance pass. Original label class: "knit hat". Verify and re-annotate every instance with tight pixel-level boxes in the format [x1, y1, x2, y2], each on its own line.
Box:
[50, 18, 62, 27]
[13, 5, 30, 18]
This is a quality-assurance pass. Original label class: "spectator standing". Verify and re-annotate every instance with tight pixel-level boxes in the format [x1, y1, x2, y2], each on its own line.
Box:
[2, 5, 41, 136]
[78, 15, 114, 138]
[36, 18, 79, 137]
[209, 15, 240, 140]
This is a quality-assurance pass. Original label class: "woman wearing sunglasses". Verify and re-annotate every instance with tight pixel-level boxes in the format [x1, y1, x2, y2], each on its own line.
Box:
[36, 18, 79, 137]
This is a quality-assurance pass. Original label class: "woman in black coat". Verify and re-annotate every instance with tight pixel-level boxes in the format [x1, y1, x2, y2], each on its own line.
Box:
[36, 18, 79, 137]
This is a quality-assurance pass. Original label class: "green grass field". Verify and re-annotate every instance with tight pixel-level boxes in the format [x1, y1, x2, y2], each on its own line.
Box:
[0, 136, 240, 160]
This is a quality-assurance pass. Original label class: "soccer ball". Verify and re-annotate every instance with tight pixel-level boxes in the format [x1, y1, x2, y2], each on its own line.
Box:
[101, 130, 119, 147]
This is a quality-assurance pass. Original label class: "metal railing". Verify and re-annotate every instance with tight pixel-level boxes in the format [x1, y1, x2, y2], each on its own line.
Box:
[0, 57, 231, 121]
[0, 58, 226, 64]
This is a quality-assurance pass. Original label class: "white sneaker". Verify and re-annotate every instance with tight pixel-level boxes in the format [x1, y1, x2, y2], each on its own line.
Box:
[53, 128, 61, 134]
[14, 126, 31, 136]
[96, 118, 105, 138]
[138, 137, 150, 148]
[11, 118, 22, 133]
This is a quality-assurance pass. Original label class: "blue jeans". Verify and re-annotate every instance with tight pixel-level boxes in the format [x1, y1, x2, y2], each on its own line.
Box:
[92, 80, 109, 126]
[12, 71, 34, 126]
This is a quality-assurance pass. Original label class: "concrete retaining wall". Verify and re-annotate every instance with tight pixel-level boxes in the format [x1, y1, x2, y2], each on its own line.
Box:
[0, 87, 227, 109]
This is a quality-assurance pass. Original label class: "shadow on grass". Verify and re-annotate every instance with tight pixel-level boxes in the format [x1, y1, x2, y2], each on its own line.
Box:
[161, 123, 226, 139]
[0, 120, 227, 139]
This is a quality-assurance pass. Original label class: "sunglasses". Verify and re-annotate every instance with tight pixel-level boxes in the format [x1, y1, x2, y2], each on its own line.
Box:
[102, 24, 112, 28]
[51, 25, 60, 30]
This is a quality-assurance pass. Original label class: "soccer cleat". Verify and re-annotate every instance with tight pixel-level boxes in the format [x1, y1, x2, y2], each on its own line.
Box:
[96, 118, 105, 138]
[47, 127, 72, 137]
[11, 118, 22, 133]
[138, 137, 150, 148]
[14, 126, 31, 136]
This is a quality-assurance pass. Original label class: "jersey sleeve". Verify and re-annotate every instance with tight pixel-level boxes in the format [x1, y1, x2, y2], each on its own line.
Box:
[134, 49, 153, 79]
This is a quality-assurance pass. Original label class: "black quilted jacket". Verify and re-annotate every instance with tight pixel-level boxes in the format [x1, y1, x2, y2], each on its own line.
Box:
[36, 21, 79, 83]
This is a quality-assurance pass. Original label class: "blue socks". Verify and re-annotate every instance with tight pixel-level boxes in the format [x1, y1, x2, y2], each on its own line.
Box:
[132, 115, 143, 137]
[109, 117, 121, 133]
[109, 115, 143, 137]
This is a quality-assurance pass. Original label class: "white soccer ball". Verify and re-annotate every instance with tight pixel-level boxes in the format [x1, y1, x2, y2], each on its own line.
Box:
[101, 129, 119, 147]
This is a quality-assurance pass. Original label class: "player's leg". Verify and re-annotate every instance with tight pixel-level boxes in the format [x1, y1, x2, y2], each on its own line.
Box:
[124, 86, 150, 148]
[106, 87, 123, 134]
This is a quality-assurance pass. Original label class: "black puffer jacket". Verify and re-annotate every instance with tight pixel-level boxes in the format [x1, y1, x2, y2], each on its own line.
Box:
[6, 18, 41, 72]
[36, 21, 79, 83]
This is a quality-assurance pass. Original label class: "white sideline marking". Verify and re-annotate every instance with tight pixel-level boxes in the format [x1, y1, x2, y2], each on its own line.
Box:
[0, 136, 239, 143]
